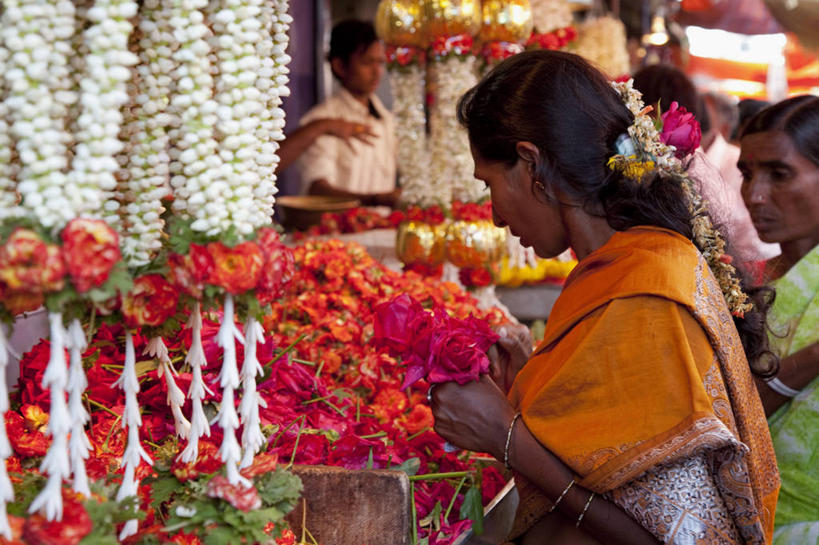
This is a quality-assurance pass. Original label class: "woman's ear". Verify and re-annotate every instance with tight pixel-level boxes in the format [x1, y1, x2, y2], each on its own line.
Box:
[515, 142, 540, 176]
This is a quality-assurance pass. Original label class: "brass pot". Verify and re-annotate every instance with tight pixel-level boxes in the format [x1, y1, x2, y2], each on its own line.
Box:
[396, 221, 447, 266]
[445, 220, 507, 268]
[479, 0, 533, 43]
[375, 0, 427, 48]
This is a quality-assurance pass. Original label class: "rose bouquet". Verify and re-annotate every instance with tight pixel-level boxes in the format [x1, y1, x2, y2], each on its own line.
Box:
[372, 294, 499, 390]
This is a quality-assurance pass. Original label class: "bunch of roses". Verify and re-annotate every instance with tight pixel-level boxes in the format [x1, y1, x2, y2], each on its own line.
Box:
[372, 294, 499, 390]
[293, 207, 402, 239]
[168, 227, 294, 307]
[525, 26, 577, 50]
[0, 218, 121, 316]
[429, 34, 474, 60]
[386, 45, 426, 68]
[450, 200, 492, 222]
[480, 41, 523, 63]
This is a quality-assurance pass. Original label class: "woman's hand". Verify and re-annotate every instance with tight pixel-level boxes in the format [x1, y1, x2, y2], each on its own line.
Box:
[429, 375, 517, 458]
[488, 324, 533, 393]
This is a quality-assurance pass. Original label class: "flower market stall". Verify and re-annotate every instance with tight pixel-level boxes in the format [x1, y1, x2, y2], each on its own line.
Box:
[0, 0, 529, 544]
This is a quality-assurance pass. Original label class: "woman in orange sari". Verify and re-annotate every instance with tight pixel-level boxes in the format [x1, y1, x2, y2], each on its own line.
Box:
[428, 51, 780, 544]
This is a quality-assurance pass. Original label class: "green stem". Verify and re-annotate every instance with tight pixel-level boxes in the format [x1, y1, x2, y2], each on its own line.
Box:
[409, 471, 470, 482]
[286, 419, 306, 470]
[269, 333, 307, 365]
[406, 427, 431, 441]
[444, 476, 468, 521]
[410, 481, 418, 545]
[315, 360, 324, 378]
[271, 414, 306, 449]
[360, 431, 387, 440]
[84, 396, 119, 417]
[292, 357, 315, 366]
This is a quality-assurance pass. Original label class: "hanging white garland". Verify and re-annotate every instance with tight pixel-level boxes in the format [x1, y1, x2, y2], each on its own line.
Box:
[391, 64, 434, 208]
[178, 303, 213, 463]
[208, 0, 271, 236]
[167, 0, 225, 237]
[0, 325, 14, 539]
[28, 313, 71, 521]
[213, 294, 249, 486]
[113, 331, 153, 539]
[1, 0, 77, 231]
[67, 0, 138, 224]
[117, 0, 176, 266]
[65, 319, 92, 498]
[428, 55, 483, 207]
[146, 337, 191, 439]
[239, 317, 266, 468]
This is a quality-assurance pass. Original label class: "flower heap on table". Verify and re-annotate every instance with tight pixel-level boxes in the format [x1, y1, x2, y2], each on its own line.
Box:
[7, 238, 511, 544]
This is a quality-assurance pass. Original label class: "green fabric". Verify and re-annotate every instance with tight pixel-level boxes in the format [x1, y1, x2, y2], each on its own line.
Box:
[767, 244, 819, 545]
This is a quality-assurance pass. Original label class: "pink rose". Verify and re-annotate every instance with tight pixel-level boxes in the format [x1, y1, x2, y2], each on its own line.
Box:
[372, 294, 425, 355]
[206, 475, 262, 512]
[660, 101, 701, 159]
[426, 327, 491, 385]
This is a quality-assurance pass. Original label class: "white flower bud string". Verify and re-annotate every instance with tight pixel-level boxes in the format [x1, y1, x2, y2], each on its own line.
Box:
[178, 302, 213, 463]
[212, 294, 249, 486]
[65, 319, 92, 497]
[0, 324, 15, 538]
[146, 337, 191, 439]
[239, 317, 266, 469]
[113, 331, 153, 539]
[28, 313, 71, 521]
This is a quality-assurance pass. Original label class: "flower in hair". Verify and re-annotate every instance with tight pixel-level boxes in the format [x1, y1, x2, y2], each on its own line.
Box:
[660, 102, 701, 159]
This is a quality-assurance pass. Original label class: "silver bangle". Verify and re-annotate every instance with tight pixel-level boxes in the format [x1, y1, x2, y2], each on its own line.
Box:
[503, 412, 522, 470]
[766, 377, 800, 398]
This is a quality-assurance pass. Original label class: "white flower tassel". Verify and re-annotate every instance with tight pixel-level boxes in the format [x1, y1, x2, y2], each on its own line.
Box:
[29, 313, 71, 521]
[213, 294, 248, 486]
[178, 303, 213, 463]
[239, 317, 266, 469]
[114, 331, 153, 540]
[0, 325, 14, 538]
[65, 319, 91, 497]
[146, 337, 191, 439]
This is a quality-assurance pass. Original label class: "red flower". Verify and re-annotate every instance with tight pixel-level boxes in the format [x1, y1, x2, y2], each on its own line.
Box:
[3, 289, 44, 316]
[396, 404, 434, 435]
[22, 490, 92, 545]
[168, 244, 214, 299]
[122, 274, 179, 328]
[207, 241, 264, 294]
[660, 101, 702, 159]
[206, 475, 262, 512]
[240, 452, 278, 479]
[60, 218, 120, 293]
[172, 439, 223, 481]
[372, 294, 424, 355]
[256, 228, 295, 305]
[0, 228, 65, 293]
[274, 528, 296, 545]
[167, 531, 204, 545]
[6, 407, 50, 457]
[426, 326, 493, 384]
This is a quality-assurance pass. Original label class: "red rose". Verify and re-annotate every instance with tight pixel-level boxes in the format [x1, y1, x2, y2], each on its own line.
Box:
[3, 289, 44, 316]
[172, 439, 223, 481]
[0, 228, 65, 293]
[206, 475, 262, 512]
[256, 228, 295, 305]
[168, 243, 214, 299]
[122, 274, 179, 328]
[60, 218, 120, 293]
[660, 101, 702, 159]
[207, 241, 263, 294]
[22, 490, 92, 545]
[426, 326, 492, 385]
[372, 294, 424, 355]
[6, 408, 50, 457]
[240, 451, 278, 479]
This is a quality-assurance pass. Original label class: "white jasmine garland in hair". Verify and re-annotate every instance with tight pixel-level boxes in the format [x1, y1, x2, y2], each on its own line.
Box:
[114, 331, 153, 539]
[167, 0, 225, 237]
[1, 0, 77, 230]
[208, 0, 273, 235]
[392, 64, 433, 208]
[68, 0, 138, 224]
[117, 0, 176, 266]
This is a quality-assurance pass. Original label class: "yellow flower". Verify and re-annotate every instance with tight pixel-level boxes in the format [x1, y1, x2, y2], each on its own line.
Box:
[606, 155, 655, 181]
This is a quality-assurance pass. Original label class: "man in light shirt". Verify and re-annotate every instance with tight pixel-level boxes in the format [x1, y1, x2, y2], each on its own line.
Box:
[296, 19, 400, 207]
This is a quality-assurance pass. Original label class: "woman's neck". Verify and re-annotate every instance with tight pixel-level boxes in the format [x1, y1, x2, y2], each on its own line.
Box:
[770, 237, 819, 280]
[560, 206, 615, 260]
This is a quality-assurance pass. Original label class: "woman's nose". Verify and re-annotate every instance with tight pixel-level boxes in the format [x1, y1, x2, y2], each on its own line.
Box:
[742, 176, 767, 206]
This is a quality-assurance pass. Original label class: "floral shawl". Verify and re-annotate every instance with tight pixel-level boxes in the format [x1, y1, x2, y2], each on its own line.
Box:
[766, 244, 819, 545]
[508, 227, 779, 544]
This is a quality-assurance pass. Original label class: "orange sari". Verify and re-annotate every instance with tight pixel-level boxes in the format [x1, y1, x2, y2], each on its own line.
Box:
[508, 227, 779, 544]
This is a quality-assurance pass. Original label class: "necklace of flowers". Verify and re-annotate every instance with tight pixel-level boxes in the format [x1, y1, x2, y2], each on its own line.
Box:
[610, 79, 753, 317]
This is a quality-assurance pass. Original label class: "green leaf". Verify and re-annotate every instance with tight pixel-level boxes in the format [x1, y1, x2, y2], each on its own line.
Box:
[393, 457, 421, 477]
[459, 486, 484, 536]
